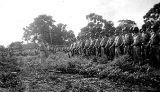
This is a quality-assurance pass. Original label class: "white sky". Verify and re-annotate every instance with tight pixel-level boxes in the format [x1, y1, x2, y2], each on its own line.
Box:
[0, 0, 159, 46]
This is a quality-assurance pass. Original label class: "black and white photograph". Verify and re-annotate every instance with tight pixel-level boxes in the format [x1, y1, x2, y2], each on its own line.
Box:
[0, 0, 160, 91]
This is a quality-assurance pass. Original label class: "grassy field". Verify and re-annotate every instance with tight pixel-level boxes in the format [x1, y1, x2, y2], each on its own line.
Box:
[0, 52, 160, 92]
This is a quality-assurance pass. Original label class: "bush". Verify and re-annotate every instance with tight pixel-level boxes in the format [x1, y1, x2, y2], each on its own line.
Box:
[0, 50, 23, 91]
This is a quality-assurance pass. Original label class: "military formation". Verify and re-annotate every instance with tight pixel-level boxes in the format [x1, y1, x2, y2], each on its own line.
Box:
[52, 24, 160, 68]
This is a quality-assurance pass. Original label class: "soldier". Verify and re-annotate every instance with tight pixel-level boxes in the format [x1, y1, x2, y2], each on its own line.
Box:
[77, 40, 82, 55]
[148, 24, 160, 68]
[68, 44, 73, 57]
[141, 28, 151, 61]
[123, 27, 134, 56]
[79, 39, 85, 55]
[131, 27, 142, 64]
[75, 41, 80, 55]
[87, 37, 92, 56]
[88, 37, 96, 56]
[70, 43, 74, 56]
[84, 38, 91, 56]
[100, 35, 108, 57]
[73, 42, 78, 56]
[77, 40, 81, 55]
[113, 29, 123, 58]
[105, 34, 115, 60]
[94, 35, 102, 57]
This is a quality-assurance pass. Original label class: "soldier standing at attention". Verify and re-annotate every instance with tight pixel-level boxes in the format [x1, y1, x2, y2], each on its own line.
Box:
[81, 39, 86, 56]
[100, 35, 108, 57]
[75, 41, 80, 55]
[87, 37, 92, 56]
[71, 42, 76, 56]
[84, 38, 90, 56]
[89, 37, 96, 56]
[122, 28, 127, 55]
[94, 35, 102, 57]
[73, 41, 78, 56]
[148, 24, 160, 68]
[69, 43, 73, 56]
[105, 34, 111, 59]
[131, 27, 142, 64]
[106, 34, 115, 60]
[123, 27, 134, 57]
[87, 38, 92, 56]
[114, 30, 123, 58]
[141, 28, 151, 61]
[78, 40, 83, 55]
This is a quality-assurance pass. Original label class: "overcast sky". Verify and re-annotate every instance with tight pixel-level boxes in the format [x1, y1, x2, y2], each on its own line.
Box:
[0, 0, 159, 46]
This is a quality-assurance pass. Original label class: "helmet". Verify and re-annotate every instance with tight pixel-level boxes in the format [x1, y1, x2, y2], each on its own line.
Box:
[151, 23, 159, 32]
[133, 27, 139, 33]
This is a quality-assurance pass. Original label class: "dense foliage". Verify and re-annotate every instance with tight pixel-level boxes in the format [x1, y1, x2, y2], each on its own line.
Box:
[143, 2, 160, 31]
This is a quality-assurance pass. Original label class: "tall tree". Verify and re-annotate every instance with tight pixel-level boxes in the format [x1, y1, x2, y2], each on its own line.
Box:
[23, 14, 76, 46]
[143, 2, 160, 31]
[78, 13, 115, 40]
[116, 19, 136, 32]
[23, 14, 56, 44]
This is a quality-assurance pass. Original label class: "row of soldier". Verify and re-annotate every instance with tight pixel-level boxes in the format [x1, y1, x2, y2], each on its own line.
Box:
[65, 25, 160, 68]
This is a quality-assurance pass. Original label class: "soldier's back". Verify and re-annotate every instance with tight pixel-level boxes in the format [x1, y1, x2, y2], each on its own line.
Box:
[100, 36, 108, 47]
[94, 38, 101, 47]
[115, 35, 123, 47]
[150, 32, 160, 45]
[133, 33, 142, 46]
[142, 32, 150, 45]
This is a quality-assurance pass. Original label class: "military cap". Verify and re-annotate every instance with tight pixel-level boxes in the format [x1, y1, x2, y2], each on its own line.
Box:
[133, 27, 139, 33]
[151, 23, 159, 32]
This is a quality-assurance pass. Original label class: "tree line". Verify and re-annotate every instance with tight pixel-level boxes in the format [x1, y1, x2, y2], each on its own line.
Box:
[1, 2, 159, 49]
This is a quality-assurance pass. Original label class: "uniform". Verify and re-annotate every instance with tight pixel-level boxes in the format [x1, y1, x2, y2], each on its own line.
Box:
[149, 31, 160, 68]
[84, 39, 90, 56]
[71, 43, 75, 56]
[94, 37, 101, 57]
[89, 38, 96, 56]
[75, 41, 80, 55]
[73, 42, 78, 56]
[80, 40, 85, 55]
[100, 36, 108, 56]
[105, 36, 115, 60]
[141, 31, 150, 60]
[132, 33, 142, 63]
[123, 33, 133, 56]
[114, 35, 123, 58]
